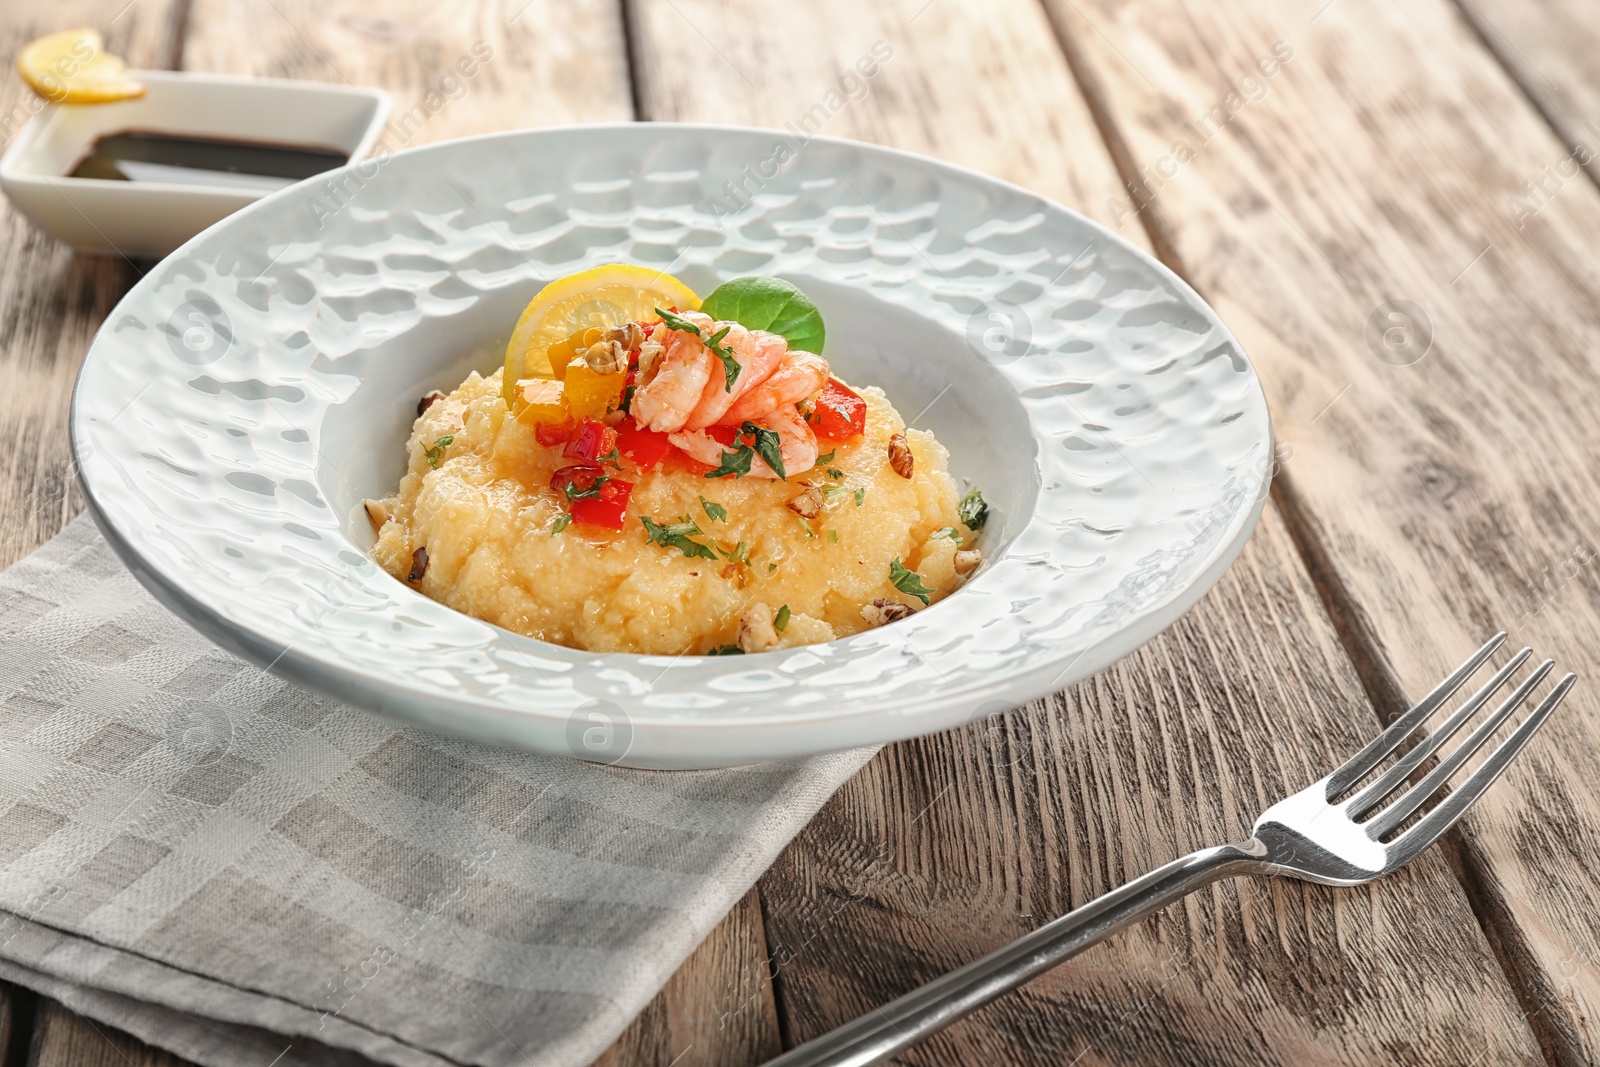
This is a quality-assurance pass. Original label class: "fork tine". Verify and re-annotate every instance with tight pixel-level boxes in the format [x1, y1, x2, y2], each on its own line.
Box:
[1326, 632, 1507, 797]
[1347, 648, 1532, 819]
[1366, 660, 1554, 838]
[1386, 673, 1574, 866]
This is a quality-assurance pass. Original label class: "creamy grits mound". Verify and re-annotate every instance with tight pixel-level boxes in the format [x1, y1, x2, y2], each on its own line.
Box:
[370, 368, 977, 655]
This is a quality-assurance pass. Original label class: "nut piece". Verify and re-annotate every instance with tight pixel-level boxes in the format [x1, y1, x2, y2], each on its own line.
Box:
[603, 321, 645, 351]
[363, 499, 389, 531]
[953, 548, 983, 575]
[407, 546, 428, 583]
[786, 486, 824, 520]
[738, 602, 779, 653]
[581, 339, 628, 375]
[417, 390, 446, 417]
[887, 434, 914, 479]
[861, 597, 917, 627]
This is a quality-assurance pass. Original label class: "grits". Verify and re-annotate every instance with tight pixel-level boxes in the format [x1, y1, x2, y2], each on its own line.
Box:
[370, 367, 976, 654]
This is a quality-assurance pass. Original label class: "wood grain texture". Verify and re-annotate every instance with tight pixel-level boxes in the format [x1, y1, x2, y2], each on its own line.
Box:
[27, 1000, 179, 1067]
[631, 0, 1545, 1062]
[628, 0, 1141, 242]
[1041, 0, 1600, 1060]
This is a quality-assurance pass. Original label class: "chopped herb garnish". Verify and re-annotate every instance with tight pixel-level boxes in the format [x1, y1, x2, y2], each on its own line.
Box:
[705, 442, 754, 479]
[725, 540, 750, 563]
[958, 488, 989, 530]
[707, 644, 745, 655]
[827, 468, 845, 479]
[854, 487, 866, 507]
[828, 529, 838, 543]
[767, 562, 778, 573]
[741, 421, 786, 480]
[774, 604, 791, 632]
[551, 514, 571, 534]
[424, 434, 455, 469]
[620, 383, 636, 413]
[641, 515, 718, 560]
[930, 526, 963, 543]
[889, 558, 934, 605]
[821, 485, 847, 500]
[563, 474, 608, 501]
[656, 307, 740, 392]
[816, 450, 836, 465]
[700, 496, 728, 522]
[596, 446, 622, 469]
[797, 517, 815, 538]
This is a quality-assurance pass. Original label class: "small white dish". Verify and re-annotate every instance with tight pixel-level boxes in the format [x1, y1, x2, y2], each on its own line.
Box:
[0, 71, 388, 258]
[71, 124, 1272, 768]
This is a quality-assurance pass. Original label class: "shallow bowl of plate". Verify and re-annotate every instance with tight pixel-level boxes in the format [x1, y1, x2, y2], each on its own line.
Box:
[70, 123, 1272, 768]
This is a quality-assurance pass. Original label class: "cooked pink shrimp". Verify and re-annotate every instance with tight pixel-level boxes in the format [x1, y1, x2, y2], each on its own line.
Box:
[721, 351, 830, 425]
[630, 314, 717, 432]
[669, 403, 819, 479]
[683, 326, 789, 430]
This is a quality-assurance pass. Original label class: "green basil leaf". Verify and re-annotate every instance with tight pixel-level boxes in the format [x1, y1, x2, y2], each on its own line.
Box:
[741, 421, 787, 480]
[701, 276, 826, 354]
[888, 558, 934, 605]
[958, 488, 989, 530]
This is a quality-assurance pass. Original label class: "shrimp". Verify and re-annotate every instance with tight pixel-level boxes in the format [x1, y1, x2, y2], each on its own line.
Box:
[683, 326, 789, 430]
[630, 314, 717, 432]
[669, 402, 818, 479]
[721, 350, 830, 425]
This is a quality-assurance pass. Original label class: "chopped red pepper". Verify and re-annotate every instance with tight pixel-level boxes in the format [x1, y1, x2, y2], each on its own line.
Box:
[705, 423, 740, 446]
[563, 417, 619, 464]
[812, 378, 866, 441]
[616, 422, 673, 471]
[534, 418, 575, 447]
[550, 464, 634, 531]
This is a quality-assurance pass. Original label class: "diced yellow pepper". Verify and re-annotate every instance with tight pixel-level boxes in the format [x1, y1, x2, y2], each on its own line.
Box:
[547, 327, 601, 381]
[563, 362, 627, 420]
[515, 377, 568, 425]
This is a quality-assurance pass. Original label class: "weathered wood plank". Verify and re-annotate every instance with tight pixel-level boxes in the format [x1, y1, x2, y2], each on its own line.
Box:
[27, 1001, 178, 1067]
[631, 0, 1546, 1061]
[1041, 0, 1600, 1060]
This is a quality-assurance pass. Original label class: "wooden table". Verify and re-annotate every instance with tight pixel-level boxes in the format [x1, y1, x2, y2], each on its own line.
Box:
[5, 0, 1600, 1063]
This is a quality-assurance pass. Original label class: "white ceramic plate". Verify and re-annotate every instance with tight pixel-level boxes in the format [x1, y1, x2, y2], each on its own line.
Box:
[71, 124, 1272, 768]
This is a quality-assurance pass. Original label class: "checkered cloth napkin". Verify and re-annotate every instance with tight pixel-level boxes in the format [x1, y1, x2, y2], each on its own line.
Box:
[0, 515, 874, 1067]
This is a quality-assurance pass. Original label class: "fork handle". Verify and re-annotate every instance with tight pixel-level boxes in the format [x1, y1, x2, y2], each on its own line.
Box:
[761, 840, 1266, 1067]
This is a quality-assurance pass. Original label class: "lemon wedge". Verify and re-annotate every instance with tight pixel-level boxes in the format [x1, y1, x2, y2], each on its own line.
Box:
[502, 265, 701, 404]
[18, 29, 145, 104]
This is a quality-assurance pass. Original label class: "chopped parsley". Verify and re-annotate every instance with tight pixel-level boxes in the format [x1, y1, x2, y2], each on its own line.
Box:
[705, 443, 754, 479]
[724, 540, 751, 563]
[741, 421, 786, 480]
[821, 485, 848, 501]
[656, 307, 740, 391]
[707, 644, 745, 655]
[827, 468, 845, 479]
[854, 487, 866, 507]
[424, 434, 455, 469]
[774, 604, 791, 632]
[959, 488, 989, 530]
[888, 558, 934, 605]
[641, 515, 718, 560]
[767, 562, 778, 573]
[596, 446, 622, 469]
[562, 474, 608, 501]
[700, 495, 728, 522]
[816, 450, 836, 465]
[828, 529, 838, 543]
[930, 526, 963, 544]
[551, 514, 571, 535]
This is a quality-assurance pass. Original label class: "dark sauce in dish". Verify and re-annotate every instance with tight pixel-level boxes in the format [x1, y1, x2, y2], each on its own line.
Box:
[68, 131, 348, 192]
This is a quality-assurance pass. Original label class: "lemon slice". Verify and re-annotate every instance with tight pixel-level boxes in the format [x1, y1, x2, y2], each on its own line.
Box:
[18, 29, 145, 104]
[502, 265, 701, 404]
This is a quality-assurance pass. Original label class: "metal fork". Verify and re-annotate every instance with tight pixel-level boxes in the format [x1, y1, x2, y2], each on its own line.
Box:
[764, 633, 1575, 1067]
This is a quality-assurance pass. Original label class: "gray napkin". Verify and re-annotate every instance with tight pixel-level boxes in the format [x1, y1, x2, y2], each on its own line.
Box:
[0, 515, 875, 1067]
